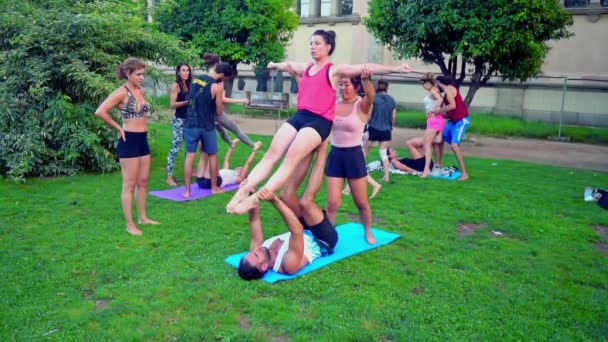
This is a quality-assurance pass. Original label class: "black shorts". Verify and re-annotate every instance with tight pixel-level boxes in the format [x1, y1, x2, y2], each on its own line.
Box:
[598, 189, 608, 210]
[325, 145, 367, 179]
[299, 212, 338, 253]
[368, 127, 392, 142]
[399, 157, 433, 172]
[287, 109, 333, 141]
[117, 131, 150, 159]
[196, 176, 223, 189]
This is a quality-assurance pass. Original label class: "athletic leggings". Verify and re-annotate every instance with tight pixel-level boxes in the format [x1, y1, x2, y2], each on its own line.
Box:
[166, 117, 185, 176]
[216, 112, 255, 149]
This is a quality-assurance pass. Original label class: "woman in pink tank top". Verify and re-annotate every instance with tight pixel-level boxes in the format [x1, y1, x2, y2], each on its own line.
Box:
[226, 30, 413, 215]
[325, 67, 379, 244]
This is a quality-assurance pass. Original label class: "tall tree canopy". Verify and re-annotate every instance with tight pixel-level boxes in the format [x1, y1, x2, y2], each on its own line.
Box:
[155, 0, 299, 94]
[0, 0, 195, 181]
[366, 0, 573, 106]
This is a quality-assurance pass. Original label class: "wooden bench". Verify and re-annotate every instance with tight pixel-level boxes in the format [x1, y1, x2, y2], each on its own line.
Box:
[242, 91, 290, 128]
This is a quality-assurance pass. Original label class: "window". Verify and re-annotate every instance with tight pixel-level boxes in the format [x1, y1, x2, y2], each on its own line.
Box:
[320, 0, 331, 17]
[298, 0, 310, 17]
[340, 0, 353, 16]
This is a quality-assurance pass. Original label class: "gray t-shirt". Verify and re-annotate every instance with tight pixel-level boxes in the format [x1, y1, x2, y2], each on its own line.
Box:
[368, 93, 396, 131]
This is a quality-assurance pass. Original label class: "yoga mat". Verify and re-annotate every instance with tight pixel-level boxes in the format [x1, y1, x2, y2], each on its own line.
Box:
[149, 183, 239, 202]
[430, 171, 462, 180]
[225, 223, 401, 283]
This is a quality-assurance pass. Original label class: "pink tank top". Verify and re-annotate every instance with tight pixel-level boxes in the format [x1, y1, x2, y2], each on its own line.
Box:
[296, 63, 336, 122]
[330, 99, 366, 148]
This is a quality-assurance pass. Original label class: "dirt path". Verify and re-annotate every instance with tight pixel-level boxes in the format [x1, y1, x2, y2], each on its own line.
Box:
[228, 116, 608, 172]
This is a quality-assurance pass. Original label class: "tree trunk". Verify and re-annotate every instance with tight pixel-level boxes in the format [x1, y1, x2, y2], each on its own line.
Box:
[464, 64, 483, 108]
[223, 61, 239, 98]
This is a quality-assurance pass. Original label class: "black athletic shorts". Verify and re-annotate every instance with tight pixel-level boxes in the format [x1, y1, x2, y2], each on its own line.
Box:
[399, 157, 434, 173]
[299, 211, 338, 253]
[325, 145, 367, 179]
[286, 109, 333, 141]
[368, 127, 392, 142]
[116, 131, 150, 159]
[196, 176, 223, 189]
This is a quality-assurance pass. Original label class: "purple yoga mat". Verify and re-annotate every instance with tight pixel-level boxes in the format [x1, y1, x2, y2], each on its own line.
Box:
[149, 183, 239, 202]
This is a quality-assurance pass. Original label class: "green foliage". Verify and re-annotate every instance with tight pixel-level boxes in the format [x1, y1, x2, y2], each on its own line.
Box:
[366, 0, 573, 105]
[0, 0, 197, 182]
[155, 0, 299, 68]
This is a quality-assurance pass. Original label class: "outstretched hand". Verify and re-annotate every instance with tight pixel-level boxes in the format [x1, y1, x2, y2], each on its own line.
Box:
[257, 187, 276, 202]
[398, 63, 412, 73]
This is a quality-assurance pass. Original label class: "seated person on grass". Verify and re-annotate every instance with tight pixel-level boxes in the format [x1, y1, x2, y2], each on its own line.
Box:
[589, 188, 608, 210]
[196, 139, 262, 189]
[387, 147, 434, 175]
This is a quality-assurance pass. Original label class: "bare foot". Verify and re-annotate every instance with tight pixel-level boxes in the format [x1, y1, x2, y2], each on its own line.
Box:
[211, 187, 224, 194]
[253, 141, 263, 151]
[166, 176, 178, 187]
[457, 173, 469, 181]
[231, 139, 240, 149]
[364, 230, 377, 245]
[420, 169, 431, 178]
[226, 182, 251, 211]
[183, 191, 191, 198]
[382, 177, 389, 183]
[138, 218, 160, 225]
[231, 193, 260, 215]
[126, 225, 143, 236]
[369, 184, 381, 199]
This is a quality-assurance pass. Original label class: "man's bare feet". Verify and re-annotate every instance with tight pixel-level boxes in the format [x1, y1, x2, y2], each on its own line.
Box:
[420, 169, 431, 178]
[231, 192, 260, 215]
[231, 139, 240, 149]
[126, 225, 143, 236]
[253, 141, 263, 151]
[364, 229, 377, 245]
[369, 184, 381, 199]
[457, 173, 469, 181]
[166, 176, 178, 187]
[226, 181, 251, 211]
[138, 218, 160, 225]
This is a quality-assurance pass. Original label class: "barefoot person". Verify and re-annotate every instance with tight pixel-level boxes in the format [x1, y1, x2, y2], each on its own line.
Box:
[226, 29, 412, 215]
[238, 148, 338, 280]
[196, 140, 263, 189]
[166, 63, 192, 186]
[387, 148, 434, 175]
[183, 61, 234, 197]
[406, 73, 445, 177]
[431, 75, 470, 181]
[325, 68, 378, 244]
[363, 79, 396, 183]
[95, 58, 159, 236]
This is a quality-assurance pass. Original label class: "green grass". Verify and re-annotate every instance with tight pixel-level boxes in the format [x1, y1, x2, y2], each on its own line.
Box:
[1, 123, 607, 340]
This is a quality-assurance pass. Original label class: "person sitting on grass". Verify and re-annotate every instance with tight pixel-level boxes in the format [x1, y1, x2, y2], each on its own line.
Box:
[387, 148, 434, 175]
[196, 139, 263, 189]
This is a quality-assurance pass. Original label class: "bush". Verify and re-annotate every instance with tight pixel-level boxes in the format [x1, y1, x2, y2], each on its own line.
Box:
[0, 0, 196, 182]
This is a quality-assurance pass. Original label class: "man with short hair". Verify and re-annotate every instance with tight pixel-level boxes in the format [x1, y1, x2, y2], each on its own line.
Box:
[238, 141, 337, 280]
[183, 62, 234, 198]
[364, 79, 397, 182]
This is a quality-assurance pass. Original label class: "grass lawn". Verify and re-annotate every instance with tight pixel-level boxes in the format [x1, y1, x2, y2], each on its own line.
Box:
[1, 123, 607, 340]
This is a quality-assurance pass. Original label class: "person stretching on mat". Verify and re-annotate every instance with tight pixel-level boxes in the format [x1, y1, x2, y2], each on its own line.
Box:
[325, 67, 378, 244]
[183, 61, 234, 198]
[226, 29, 412, 215]
[202, 53, 257, 150]
[238, 143, 337, 280]
[387, 147, 434, 175]
[196, 139, 263, 189]
[95, 58, 159, 236]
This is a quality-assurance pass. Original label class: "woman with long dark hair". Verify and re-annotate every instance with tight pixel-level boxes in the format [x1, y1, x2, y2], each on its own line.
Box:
[166, 62, 192, 186]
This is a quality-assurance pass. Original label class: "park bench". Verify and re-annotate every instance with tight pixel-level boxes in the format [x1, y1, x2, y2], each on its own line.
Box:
[242, 91, 290, 129]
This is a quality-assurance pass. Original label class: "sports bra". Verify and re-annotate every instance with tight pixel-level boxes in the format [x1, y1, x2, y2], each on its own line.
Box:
[118, 86, 149, 120]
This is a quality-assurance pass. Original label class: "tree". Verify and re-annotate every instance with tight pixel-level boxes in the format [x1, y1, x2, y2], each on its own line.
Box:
[0, 0, 196, 182]
[155, 0, 299, 96]
[365, 0, 573, 106]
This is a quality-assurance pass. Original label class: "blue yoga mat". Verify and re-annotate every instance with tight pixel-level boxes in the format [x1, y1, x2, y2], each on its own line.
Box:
[225, 223, 401, 283]
[430, 171, 462, 180]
